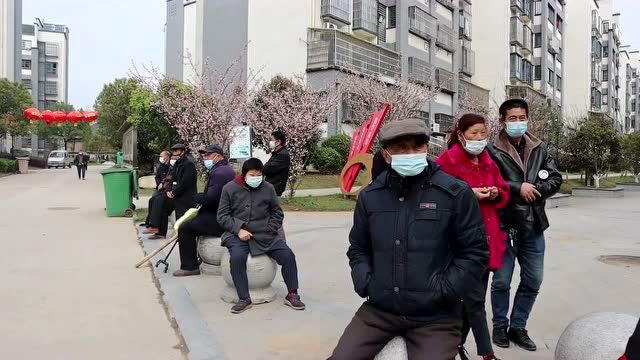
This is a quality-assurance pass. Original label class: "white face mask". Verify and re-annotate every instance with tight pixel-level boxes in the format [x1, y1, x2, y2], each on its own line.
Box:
[269, 141, 276, 150]
[159, 157, 166, 164]
[169, 159, 177, 166]
[462, 138, 488, 156]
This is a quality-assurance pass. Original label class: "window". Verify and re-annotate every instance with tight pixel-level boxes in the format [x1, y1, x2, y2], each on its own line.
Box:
[534, 33, 542, 48]
[45, 62, 58, 76]
[534, 65, 542, 80]
[21, 59, 31, 69]
[522, 60, 533, 84]
[633, 100, 637, 112]
[22, 40, 32, 50]
[633, 83, 637, 95]
[603, 45, 609, 57]
[45, 82, 57, 95]
[556, 75, 562, 90]
[387, 6, 396, 28]
[556, 16, 563, 33]
[603, 69, 609, 82]
[603, 21, 610, 33]
[45, 43, 59, 56]
[547, 4, 554, 24]
[22, 79, 32, 89]
[511, 54, 522, 80]
[548, 69, 554, 86]
[534, 0, 542, 15]
[591, 88, 602, 108]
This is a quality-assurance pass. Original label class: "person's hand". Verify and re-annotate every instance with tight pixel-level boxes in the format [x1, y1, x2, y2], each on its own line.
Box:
[488, 186, 499, 200]
[238, 229, 253, 241]
[472, 187, 491, 201]
[520, 183, 541, 203]
[167, 191, 174, 199]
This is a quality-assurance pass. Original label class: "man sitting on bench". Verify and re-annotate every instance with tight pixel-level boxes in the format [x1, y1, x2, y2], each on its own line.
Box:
[217, 158, 305, 314]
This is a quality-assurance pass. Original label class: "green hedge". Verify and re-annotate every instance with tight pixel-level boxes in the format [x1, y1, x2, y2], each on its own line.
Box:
[314, 147, 342, 174]
[0, 159, 17, 173]
[321, 134, 351, 162]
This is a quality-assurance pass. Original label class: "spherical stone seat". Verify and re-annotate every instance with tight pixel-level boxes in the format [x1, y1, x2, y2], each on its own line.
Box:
[220, 250, 277, 304]
[374, 336, 408, 360]
[555, 312, 638, 360]
[197, 236, 224, 275]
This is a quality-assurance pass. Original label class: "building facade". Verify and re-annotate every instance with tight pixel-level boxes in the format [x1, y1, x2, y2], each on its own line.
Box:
[473, 0, 565, 114]
[165, 0, 488, 138]
[0, 0, 22, 82]
[21, 19, 70, 110]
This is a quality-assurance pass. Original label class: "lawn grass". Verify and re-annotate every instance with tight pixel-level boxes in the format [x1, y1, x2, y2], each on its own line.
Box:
[559, 176, 636, 194]
[281, 194, 356, 212]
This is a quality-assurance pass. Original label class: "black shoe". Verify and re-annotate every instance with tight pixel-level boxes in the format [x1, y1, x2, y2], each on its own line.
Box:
[457, 345, 470, 360]
[508, 328, 537, 351]
[138, 223, 148, 227]
[231, 299, 252, 314]
[492, 326, 510, 348]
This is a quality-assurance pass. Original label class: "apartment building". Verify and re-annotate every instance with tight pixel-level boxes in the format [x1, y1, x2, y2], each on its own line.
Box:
[165, 0, 489, 137]
[21, 19, 70, 110]
[473, 0, 565, 113]
[0, 0, 22, 82]
[626, 50, 640, 133]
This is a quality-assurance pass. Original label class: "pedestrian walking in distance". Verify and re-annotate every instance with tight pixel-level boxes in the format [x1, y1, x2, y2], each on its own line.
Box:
[74, 152, 89, 180]
[263, 130, 291, 197]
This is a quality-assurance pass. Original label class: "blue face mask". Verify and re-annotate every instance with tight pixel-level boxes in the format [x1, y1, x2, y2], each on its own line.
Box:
[203, 159, 214, 170]
[245, 175, 263, 188]
[505, 121, 528, 138]
[389, 152, 428, 177]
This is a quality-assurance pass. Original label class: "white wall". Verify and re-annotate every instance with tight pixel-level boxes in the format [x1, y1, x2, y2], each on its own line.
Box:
[182, 2, 197, 83]
[0, 0, 17, 80]
[563, 0, 592, 121]
[472, 0, 509, 106]
[247, 0, 309, 81]
[36, 29, 69, 103]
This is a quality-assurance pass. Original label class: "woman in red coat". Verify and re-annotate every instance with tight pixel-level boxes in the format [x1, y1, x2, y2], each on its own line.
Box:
[437, 113, 510, 360]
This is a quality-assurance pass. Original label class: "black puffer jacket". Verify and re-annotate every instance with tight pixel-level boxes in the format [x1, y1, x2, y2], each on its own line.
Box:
[263, 147, 290, 196]
[487, 131, 562, 235]
[171, 156, 197, 207]
[348, 162, 489, 320]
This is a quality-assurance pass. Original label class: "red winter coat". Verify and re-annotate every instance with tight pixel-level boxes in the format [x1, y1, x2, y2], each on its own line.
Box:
[437, 144, 510, 270]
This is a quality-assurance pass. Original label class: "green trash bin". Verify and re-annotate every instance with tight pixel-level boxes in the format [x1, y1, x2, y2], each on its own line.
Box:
[100, 166, 136, 217]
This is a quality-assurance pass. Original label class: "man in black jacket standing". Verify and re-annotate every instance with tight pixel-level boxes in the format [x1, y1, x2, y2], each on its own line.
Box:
[263, 130, 290, 197]
[166, 143, 197, 225]
[330, 119, 488, 359]
[487, 99, 562, 352]
[173, 145, 235, 277]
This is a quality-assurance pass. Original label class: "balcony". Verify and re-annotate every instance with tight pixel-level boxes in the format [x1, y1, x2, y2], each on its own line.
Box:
[459, 0, 472, 15]
[321, 0, 350, 25]
[437, 24, 456, 52]
[459, 15, 472, 40]
[353, 0, 378, 37]
[591, 10, 602, 38]
[306, 28, 401, 80]
[409, 6, 437, 41]
[506, 85, 545, 102]
[436, 68, 456, 93]
[521, 0, 533, 23]
[408, 57, 433, 86]
[435, 0, 456, 10]
[615, 75, 621, 89]
[435, 113, 455, 133]
[522, 29, 532, 55]
[510, 0, 523, 12]
[548, 35, 560, 54]
[460, 46, 475, 76]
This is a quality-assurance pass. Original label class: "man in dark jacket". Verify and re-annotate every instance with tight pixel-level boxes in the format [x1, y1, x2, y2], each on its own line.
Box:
[487, 99, 562, 351]
[263, 130, 290, 196]
[142, 151, 171, 229]
[330, 119, 489, 359]
[173, 145, 235, 277]
[74, 152, 89, 180]
[166, 143, 197, 221]
[217, 158, 305, 314]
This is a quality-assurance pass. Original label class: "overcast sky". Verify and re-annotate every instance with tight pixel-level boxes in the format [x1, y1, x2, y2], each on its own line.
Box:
[22, 0, 640, 110]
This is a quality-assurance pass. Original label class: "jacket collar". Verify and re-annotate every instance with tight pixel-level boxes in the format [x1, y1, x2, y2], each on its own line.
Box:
[446, 143, 492, 167]
[209, 159, 228, 173]
[272, 146, 286, 155]
[493, 130, 542, 171]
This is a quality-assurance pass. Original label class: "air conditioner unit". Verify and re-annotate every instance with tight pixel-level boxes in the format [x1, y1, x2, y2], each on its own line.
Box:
[431, 123, 440, 133]
[324, 22, 338, 30]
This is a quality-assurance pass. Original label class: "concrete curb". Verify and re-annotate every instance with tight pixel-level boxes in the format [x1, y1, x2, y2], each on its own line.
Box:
[139, 230, 226, 360]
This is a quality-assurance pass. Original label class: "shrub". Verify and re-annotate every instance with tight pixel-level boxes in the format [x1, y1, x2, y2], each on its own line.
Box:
[321, 134, 351, 163]
[314, 146, 342, 174]
[0, 159, 17, 173]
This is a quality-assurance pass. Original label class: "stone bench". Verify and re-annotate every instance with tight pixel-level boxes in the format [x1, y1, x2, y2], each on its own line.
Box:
[555, 312, 638, 360]
[198, 236, 224, 275]
[617, 182, 640, 192]
[572, 186, 624, 198]
[374, 337, 408, 360]
[220, 251, 277, 304]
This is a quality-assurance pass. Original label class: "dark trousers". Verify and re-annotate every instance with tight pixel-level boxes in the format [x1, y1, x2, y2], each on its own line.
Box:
[159, 197, 175, 236]
[330, 302, 461, 360]
[178, 213, 224, 271]
[461, 270, 493, 356]
[627, 319, 640, 360]
[76, 165, 86, 179]
[491, 230, 545, 330]
[145, 190, 160, 225]
[148, 191, 167, 228]
[224, 237, 299, 300]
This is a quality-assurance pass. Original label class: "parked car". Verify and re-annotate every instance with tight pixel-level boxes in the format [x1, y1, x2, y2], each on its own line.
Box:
[47, 150, 73, 169]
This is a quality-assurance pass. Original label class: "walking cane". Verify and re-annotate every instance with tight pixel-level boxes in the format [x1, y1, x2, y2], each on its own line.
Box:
[134, 206, 200, 269]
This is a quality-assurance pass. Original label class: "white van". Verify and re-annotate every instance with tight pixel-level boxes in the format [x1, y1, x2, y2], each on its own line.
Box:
[47, 150, 73, 169]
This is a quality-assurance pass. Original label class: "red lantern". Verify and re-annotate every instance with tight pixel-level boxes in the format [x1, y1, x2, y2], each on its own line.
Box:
[23, 108, 42, 121]
[52, 111, 67, 125]
[83, 111, 98, 123]
[66, 111, 84, 126]
[41, 110, 55, 125]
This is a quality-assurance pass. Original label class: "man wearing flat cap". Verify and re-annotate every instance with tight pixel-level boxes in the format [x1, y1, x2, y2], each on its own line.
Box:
[330, 119, 489, 359]
[173, 145, 235, 277]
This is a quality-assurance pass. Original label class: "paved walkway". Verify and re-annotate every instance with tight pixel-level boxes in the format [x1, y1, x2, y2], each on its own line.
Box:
[0, 166, 183, 360]
[140, 190, 640, 359]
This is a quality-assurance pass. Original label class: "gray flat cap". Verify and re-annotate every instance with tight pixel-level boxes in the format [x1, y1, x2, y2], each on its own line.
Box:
[170, 143, 187, 150]
[379, 119, 429, 145]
